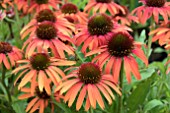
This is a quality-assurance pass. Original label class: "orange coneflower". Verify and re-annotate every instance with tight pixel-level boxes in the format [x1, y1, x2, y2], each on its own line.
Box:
[113, 5, 139, 26]
[12, 52, 76, 93]
[0, 42, 22, 69]
[21, 9, 75, 37]
[56, 62, 121, 111]
[132, 0, 170, 24]
[84, 0, 125, 15]
[149, 21, 170, 46]
[18, 81, 64, 113]
[57, 3, 87, 24]
[74, 13, 131, 53]
[21, 21, 74, 58]
[28, 0, 61, 13]
[86, 31, 148, 83]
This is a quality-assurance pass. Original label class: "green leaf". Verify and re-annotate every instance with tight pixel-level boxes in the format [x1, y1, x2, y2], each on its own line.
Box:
[149, 62, 166, 74]
[144, 99, 163, 112]
[12, 100, 27, 113]
[126, 73, 156, 113]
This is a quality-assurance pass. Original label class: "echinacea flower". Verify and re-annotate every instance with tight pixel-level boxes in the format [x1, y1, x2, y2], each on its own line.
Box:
[86, 31, 148, 83]
[58, 3, 87, 24]
[113, 5, 139, 26]
[56, 62, 121, 111]
[28, 0, 61, 13]
[75, 13, 131, 53]
[149, 21, 170, 45]
[22, 21, 74, 58]
[0, 42, 22, 69]
[84, 0, 125, 15]
[18, 81, 63, 113]
[21, 9, 75, 37]
[132, 0, 170, 24]
[12, 52, 76, 93]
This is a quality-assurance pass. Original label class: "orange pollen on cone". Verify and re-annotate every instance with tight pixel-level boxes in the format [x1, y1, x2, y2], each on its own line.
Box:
[35, 0, 48, 4]
[107, 32, 134, 57]
[61, 3, 78, 14]
[146, 0, 165, 7]
[88, 14, 113, 36]
[96, 0, 112, 3]
[30, 53, 50, 70]
[78, 62, 101, 84]
[0, 42, 12, 53]
[36, 21, 57, 40]
[36, 9, 56, 22]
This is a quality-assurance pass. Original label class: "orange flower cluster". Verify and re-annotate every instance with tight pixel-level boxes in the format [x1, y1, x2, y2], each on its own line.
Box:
[4, 0, 168, 113]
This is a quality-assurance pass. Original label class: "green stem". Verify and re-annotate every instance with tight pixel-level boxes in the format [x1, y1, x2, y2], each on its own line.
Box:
[90, 107, 94, 113]
[147, 17, 155, 58]
[1, 64, 12, 103]
[7, 22, 14, 39]
[73, 44, 84, 63]
[117, 61, 124, 113]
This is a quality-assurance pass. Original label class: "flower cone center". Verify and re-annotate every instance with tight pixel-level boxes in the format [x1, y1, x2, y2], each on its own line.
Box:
[107, 32, 134, 57]
[36, 21, 57, 40]
[61, 3, 78, 14]
[30, 53, 50, 70]
[96, 0, 112, 3]
[146, 0, 165, 7]
[35, 0, 48, 4]
[36, 9, 56, 22]
[35, 87, 50, 99]
[0, 42, 12, 53]
[78, 63, 101, 84]
[88, 14, 113, 36]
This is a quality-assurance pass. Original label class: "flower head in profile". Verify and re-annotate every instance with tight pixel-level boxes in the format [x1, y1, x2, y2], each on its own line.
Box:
[28, 0, 61, 13]
[149, 21, 170, 46]
[12, 52, 76, 93]
[132, 0, 170, 24]
[84, 0, 125, 15]
[58, 3, 87, 24]
[22, 21, 74, 58]
[75, 13, 131, 53]
[56, 62, 121, 111]
[18, 80, 63, 113]
[21, 9, 75, 37]
[0, 42, 23, 69]
[86, 31, 148, 83]
[113, 5, 139, 26]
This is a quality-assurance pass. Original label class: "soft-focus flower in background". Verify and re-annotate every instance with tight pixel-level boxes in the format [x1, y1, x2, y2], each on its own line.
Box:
[149, 21, 170, 46]
[75, 13, 131, 53]
[132, 0, 170, 24]
[27, 0, 61, 13]
[56, 62, 121, 111]
[84, 0, 125, 15]
[0, 0, 13, 9]
[86, 31, 148, 83]
[113, 5, 139, 26]
[18, 80, 60, 113]
[58, 3, 87, 24]
[0, 42, 22, 69]
[21, 9, 75, 38]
